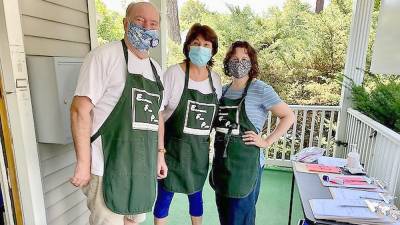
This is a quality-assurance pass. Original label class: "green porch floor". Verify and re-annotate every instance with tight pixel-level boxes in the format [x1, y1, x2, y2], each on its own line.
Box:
[142, 167, 304, 225]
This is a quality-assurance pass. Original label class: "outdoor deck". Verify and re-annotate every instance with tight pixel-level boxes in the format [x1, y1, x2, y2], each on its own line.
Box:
[142, 167, 304, 225]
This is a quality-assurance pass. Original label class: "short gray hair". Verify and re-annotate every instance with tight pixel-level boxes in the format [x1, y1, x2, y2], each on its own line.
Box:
[125, 1, 159, 18]
[125, 1, 137, 17]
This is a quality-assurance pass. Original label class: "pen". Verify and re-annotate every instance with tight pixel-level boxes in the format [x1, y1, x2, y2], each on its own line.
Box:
[359, 196, 383, 201]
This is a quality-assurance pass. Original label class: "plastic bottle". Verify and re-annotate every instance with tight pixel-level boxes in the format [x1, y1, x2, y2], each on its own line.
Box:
[347, 144, 361, 169]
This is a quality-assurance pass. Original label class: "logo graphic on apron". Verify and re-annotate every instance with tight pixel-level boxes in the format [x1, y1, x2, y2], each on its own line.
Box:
[183, 100, 216, 135]
[215, 105, 240, 135]
[132, 88, 161, 131]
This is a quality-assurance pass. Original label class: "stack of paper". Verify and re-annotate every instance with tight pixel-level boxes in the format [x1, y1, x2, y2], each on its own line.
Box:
[310, 199, 395, 224]
[330, 188, 385, 202]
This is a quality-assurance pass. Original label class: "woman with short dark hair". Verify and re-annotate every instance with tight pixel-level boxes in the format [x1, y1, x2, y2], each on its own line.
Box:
[210, 41, 295, 225]
[153, 23, 222, 225]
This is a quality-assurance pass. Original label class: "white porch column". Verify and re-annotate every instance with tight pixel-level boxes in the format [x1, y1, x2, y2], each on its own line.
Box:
[0, 0, 47, 224]
[150, 0, 168, 70]
[336, 0, 374, 157]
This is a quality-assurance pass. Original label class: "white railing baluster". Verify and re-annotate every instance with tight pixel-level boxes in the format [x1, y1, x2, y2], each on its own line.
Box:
[317, 111, 325, 148]
[326, 110, 335, 153]
[300, 110, 308, 151]
[381, 140, 391, 183]
[290, 110, 298, 156]
[366, 130, 376, 174]
[359, 125, 367, 167]
[345, 108, 400, 207]
[309, 110, 317, 147]
[363, 126, 373, 170]
[345, 114, 354, 157]
[266, 105, 340, 167]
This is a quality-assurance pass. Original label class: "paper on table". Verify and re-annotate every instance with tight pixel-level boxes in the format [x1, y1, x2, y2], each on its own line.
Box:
[294, 162, 342, 174]
[306, 164, 341, 174]
[329, 188, 384, 201]
[318, 156, 347, 167]
[310, 199, 395, 224]
[319, 174, 380, 190]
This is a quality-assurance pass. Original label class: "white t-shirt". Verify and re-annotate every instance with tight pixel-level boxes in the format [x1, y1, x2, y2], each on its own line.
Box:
[74, 41, 162, 176]
[161, 64, 222, 120]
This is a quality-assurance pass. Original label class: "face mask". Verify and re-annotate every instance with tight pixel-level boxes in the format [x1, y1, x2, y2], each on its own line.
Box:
[227, 59, 252, 78]
[127, 23, 159, 52]
[189, 46, 212, 67]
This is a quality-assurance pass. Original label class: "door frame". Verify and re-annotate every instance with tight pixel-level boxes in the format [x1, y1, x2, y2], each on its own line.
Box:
[0, 0, 47, 224]
[0, 73, 20, 224]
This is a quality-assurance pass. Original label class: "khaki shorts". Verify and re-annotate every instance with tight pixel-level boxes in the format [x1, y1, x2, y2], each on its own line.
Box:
[82, 175, 146, 225]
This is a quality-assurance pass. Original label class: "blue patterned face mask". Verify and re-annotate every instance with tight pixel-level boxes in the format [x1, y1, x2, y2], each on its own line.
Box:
[189, 46, 212, 67]
[127, 23, 159, 52]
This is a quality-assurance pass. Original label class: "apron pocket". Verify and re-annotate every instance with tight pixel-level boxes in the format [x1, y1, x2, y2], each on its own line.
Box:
[103, 137, 147, 175]
[103, 173, 156, 214]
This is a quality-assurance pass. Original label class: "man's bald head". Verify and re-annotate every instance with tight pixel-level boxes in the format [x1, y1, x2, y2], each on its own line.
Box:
[124, 1, 160, 31]
[126, 1, 160, 20]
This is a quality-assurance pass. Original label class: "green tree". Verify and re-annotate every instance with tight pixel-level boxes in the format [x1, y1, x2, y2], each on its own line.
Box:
[96, 0, 124, 45]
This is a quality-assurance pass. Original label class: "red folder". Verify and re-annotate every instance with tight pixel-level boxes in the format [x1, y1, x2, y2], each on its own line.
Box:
[306, 164, 341, 174]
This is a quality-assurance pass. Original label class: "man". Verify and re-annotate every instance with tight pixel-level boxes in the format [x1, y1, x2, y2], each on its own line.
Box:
[70, 2, 165, 225]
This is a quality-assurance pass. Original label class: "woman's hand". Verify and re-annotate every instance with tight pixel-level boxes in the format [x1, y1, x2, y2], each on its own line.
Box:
[157, 152, 168, 179]
[242, 131, 269, 148]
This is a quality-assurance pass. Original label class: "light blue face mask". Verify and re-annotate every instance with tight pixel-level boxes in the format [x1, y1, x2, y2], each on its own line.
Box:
[127, 23, 159, 52]
[188, 46, 212, 67]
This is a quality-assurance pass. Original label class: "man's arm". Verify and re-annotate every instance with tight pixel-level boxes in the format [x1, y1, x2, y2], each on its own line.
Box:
[70, 96, 94, 187]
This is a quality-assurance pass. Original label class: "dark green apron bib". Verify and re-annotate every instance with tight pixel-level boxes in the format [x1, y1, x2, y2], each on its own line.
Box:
[90, 40, 163, 214]
[209, 81, 260, 198]
[162, 62, 218, 194]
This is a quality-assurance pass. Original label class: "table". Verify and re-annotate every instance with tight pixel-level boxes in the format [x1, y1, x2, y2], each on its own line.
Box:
[287, 163, 351, 225]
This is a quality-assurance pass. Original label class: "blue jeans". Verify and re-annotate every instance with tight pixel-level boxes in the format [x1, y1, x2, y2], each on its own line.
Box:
[215, 167, 263, 225]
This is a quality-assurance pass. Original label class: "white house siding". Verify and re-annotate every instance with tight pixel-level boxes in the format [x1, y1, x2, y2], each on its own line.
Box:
[19, 0, 91, 224]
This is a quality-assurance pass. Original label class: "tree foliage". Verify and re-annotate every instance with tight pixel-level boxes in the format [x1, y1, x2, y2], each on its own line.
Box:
[168, 0, 380, 106]
[96, 0, 124, 45]
[94, 0, 381, 106]
[352, 75, 400, 133]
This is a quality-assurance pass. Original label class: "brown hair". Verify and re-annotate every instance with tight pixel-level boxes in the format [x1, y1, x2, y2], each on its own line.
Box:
[183, 23, 218, 67]
[223, 41, 259, 78]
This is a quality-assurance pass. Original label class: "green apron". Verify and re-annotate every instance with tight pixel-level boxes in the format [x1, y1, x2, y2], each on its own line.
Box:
[209, 81, 260, 198]
[90, 40, 163, 214]
[162, 62, 218, 194]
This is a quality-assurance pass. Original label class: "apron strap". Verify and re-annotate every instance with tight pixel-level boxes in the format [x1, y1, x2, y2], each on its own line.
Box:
[150, 60, 164, 92]
[222, 78, 252, 99]
[184, 61, 190, 90]
[90, 131, 101, 143]
[121, 39, 129, 64]
[207, 69, 217, 97]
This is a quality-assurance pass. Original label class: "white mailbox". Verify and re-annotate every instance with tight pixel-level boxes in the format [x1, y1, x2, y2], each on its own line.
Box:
[26, 56, 83, 144]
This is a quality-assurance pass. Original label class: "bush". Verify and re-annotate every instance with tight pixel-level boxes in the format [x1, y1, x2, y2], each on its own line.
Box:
[352, 78, 400, 133]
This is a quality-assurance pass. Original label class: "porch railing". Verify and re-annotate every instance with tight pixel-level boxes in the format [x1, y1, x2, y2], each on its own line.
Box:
[340, 108, 400, 203]
[265, 105, 341, 167]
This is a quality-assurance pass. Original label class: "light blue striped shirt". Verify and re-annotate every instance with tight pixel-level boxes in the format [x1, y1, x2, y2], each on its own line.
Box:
[222, 80, 282, 166]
